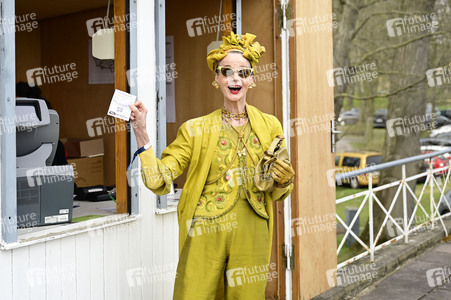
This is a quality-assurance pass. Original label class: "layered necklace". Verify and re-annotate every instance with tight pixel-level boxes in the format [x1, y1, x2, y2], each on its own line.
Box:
[221, 106, 248, 120]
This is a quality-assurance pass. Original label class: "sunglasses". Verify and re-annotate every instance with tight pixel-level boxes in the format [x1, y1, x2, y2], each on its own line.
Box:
[216, 66, 254, 78]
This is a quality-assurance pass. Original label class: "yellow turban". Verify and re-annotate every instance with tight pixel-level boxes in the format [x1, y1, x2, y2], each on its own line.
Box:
[206, 32, 266, 72]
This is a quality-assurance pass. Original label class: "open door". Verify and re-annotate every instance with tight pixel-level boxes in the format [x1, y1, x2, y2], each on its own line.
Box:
[158, 0, 289, 298]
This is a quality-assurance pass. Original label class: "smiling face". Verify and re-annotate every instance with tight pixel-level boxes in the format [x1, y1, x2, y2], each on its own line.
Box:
[215, 52, 254, 105]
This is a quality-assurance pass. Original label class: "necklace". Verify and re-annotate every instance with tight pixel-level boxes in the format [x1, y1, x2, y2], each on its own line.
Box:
[221, 106, 248, 120]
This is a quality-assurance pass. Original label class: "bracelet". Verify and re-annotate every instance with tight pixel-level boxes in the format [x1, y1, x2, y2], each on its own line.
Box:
[127, 140, 152, 170]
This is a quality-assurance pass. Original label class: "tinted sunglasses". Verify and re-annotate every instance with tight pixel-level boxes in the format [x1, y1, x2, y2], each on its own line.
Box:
[216, 66, 254, 78]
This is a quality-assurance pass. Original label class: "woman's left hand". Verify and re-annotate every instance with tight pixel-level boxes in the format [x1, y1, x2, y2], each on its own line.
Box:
[270, 159, 295, 184]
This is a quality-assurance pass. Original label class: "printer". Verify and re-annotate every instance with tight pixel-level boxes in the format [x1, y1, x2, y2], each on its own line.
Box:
[16, 98, 74, 227]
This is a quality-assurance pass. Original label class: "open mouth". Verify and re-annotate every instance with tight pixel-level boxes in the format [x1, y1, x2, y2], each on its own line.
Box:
[228, 85, 242, 94]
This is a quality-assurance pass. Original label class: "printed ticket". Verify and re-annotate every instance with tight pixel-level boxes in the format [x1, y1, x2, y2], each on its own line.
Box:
[107, 89, 137, 121]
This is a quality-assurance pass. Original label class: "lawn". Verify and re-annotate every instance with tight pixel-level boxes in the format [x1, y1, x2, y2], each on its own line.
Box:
[341, 97, 388, 112]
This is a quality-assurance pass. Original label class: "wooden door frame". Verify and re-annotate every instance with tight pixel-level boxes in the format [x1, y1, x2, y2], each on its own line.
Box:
[290, 0, 337, 299]
[114, 0, 129, 214]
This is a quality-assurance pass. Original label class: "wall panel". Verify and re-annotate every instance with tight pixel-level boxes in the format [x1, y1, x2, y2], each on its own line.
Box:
[37, 8, 115, 185]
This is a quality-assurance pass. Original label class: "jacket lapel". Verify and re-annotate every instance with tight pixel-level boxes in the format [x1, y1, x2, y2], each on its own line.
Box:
[187, 109, 222, 207]
[246, 103, 273, 150]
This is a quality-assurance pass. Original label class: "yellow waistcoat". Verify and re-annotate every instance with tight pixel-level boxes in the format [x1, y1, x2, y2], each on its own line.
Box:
[139, 103, 294, 260]
[194, 122, 269, 219]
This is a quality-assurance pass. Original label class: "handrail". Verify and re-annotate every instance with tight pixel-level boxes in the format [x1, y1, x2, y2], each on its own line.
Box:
[335, 147, 451, 269]
[335, 147, 451, 182]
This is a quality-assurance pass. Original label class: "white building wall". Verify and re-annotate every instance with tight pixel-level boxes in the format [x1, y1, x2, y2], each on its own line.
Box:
[0, 0, 180, 299]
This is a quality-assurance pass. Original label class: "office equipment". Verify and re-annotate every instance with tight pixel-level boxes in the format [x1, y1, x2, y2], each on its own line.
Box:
[16, 98, 74, 227]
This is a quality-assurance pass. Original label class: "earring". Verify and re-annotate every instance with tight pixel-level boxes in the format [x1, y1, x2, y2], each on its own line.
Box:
[249, 82, 256, 89]
[212, 81, 219, 89]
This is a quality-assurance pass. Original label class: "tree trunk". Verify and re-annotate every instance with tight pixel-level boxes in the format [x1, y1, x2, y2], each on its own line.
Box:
[358, 0, 434, 246]
[333, 2, 359, 119]
[364, 98, 374, 144]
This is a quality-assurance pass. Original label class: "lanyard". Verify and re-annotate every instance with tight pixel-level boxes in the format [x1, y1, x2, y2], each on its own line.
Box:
[127, 141, 151, 170]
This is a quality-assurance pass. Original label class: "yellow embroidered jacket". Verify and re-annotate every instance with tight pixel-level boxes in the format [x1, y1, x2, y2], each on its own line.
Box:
[195, 122, 269, 219]
[139, 103, 294, 259]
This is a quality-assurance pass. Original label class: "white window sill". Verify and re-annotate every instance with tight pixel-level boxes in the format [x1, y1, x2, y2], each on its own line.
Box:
[155, 199, 178, 214]
[0, 213, 141, 250]
[155, 189, 180, 215]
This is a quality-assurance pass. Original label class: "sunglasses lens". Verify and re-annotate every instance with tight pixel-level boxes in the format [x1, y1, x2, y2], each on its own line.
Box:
[238, 69, 252, 78]
[219, 67, 253, 78]
[220, 67, 234, 77]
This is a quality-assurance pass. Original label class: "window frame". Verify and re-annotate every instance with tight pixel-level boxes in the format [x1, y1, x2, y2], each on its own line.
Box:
[1, 0, 18, 244]
[0, 0, 139, 248]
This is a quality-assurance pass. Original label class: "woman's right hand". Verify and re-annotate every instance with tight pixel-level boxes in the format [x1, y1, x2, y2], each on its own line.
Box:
[129, 101, 150, 148]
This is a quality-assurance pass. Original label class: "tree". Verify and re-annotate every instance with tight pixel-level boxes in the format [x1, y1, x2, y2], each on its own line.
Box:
[356, 0, 437, 245]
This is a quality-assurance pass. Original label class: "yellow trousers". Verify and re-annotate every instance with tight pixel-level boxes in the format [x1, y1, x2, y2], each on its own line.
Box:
[173, 196, 270, 299]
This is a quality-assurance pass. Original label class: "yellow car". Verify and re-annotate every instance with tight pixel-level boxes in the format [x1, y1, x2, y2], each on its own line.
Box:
[335, 151, 382, 188]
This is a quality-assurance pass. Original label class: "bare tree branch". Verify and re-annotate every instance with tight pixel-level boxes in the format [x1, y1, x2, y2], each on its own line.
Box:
[334, 75, 426, 100]
[359, 0, 385, 9]
[378, 71, 415, 76]
[343, 0, 359, 11]
[351, 11, 431, 40]
[358, 31, 445, 63]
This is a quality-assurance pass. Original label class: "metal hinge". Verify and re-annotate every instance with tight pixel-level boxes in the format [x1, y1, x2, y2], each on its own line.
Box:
[282, 243, 295, 270]
[331, 120, 341, 153]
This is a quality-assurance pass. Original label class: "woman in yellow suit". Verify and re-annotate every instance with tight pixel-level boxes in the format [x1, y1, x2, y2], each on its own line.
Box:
[129, 32, 295, 299]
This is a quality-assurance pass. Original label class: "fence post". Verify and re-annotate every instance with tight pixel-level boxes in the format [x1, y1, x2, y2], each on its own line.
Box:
[429, 159, 434, 229]
[368, 173, 374, 262]
[345, 207, 359, 247]
[402, 164, 408, 243]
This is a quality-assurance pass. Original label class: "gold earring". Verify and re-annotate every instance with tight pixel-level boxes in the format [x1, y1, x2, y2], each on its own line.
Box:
[212, 81, 219, 89]
[249, 82, 256, 89]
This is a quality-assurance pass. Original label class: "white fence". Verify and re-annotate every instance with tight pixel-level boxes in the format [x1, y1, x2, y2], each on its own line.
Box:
[335, 148, 451, 269]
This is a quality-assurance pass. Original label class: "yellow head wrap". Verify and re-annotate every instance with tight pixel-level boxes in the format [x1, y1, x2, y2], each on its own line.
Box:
[206, 32, 266, 72]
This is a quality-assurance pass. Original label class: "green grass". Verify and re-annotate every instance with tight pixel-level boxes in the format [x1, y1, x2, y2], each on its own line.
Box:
[341, 97, 388, 112]
[72, 215, 105, 222]
[350, 128, 385, 152]
[335, 179, 450, 263]
[336, 186, 369, 262]
[436, 102, 451, 110]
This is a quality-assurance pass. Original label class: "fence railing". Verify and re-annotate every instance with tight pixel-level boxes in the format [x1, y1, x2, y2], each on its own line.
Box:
[335, 147, 451, 269]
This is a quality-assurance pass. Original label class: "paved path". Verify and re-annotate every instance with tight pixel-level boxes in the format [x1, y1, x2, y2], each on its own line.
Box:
[358, 242, 451, 300]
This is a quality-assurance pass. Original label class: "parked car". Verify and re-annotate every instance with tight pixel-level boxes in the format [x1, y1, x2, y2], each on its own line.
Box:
[421, 137, 451, 148]
[439, 190, 451, 215]
[434, 132, 451, 141]
[420, 145, 451, 160]
[338, 108, 360, 126]
[430, 124, 451, 137]
[441, 109, 451, 119]
[373, 108, 387, 128]
[417, 151, 450, 182]
[335, 151, 382, 188]
[426, 114, 451, 129]
[423, 151, 450, 174]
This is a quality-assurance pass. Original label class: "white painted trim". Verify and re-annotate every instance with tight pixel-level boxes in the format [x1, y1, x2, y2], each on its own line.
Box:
[155, 206, 177, 215]
[280, 1, 293, 299]
[235, 0, 242, 35]
[0, 214, 141, 250]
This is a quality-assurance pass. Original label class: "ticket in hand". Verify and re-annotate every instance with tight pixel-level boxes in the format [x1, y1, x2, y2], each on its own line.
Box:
[107, 89, 137, 121]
